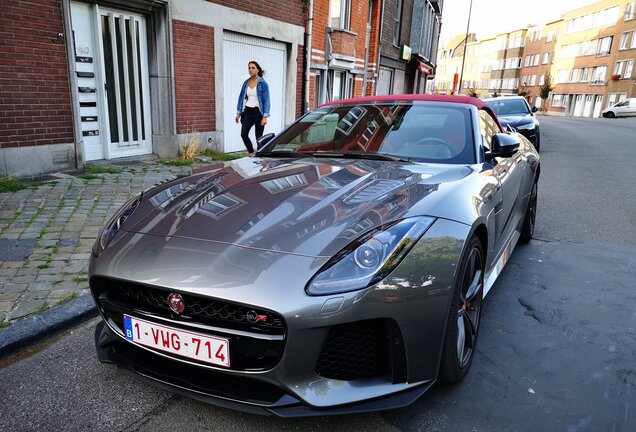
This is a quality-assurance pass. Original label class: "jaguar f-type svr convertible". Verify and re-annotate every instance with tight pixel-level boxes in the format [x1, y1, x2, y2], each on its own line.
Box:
[90, 94, 540, 417]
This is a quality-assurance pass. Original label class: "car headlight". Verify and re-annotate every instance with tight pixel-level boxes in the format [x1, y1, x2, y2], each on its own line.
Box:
[306, 216, 435, 296]
[92, 194, 142, 256]
[515, 123, 535, 131]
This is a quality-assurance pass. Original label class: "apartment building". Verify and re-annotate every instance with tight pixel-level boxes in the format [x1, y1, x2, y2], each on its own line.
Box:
[519, 20, 562, 109]
[431, 33, 476, 94]
[547, 0, 636, 117]
[488, 29, 527, 96]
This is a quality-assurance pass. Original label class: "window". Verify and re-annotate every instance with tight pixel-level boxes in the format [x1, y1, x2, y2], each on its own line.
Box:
[542, 53, 549, 64]
[330, 0, 351, 29]
[591, 65, 607, 84]
[539, 75, 545, 85]
[533, 54, 540, 66]
[597, 36, 613, 55]
[626, 2, 635, 20]
[393, 0, 403, 46]
[551, 94, 564, 107]
[546, 31, 554, 42]
[581, 68, 590, 81]
[620, 32, 630, 50]
[625, 60, 634, 78]
[632, 31, 636, 49]
[572, 69, 581, 82]
[530, 75, 537, 86]
[331, 70, 351, 101]
[614, 60, 625, 75]
[505, 57, 521, 69]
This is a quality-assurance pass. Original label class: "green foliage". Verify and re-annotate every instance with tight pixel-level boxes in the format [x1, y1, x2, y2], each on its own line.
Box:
[0, 177, 26, 193]
[199, 149, 246, 161]
[159, 159, 193, 167]
[55, 292, 79, 306]
[72, 276, 88, 284]
[77, 174, 102, 180]
[84, 165, 123, 174]
[539, 75, 553, 100]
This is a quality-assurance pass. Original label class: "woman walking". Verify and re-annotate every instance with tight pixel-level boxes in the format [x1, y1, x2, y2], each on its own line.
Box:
[235, 61, 270, 156]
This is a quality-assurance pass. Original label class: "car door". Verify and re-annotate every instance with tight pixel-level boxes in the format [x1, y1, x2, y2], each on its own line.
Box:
[479, 110, 527, 256]
[628, 99, 636, 116]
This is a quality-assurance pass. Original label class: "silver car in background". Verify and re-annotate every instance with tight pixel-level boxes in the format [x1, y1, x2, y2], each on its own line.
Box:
[90, 94, 539, 416]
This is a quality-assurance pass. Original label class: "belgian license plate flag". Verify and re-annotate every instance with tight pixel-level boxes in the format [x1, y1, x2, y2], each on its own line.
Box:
[123, 314, 230, 367]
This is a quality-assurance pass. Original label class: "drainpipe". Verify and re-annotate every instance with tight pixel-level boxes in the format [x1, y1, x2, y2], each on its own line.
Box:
[304, 0, 314, 113]
[376, 0, 385, 95]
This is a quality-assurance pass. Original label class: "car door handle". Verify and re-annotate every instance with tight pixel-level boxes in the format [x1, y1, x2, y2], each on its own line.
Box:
[494, 200, 503, 214]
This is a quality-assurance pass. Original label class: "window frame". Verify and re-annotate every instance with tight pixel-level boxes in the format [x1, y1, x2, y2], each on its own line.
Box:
[330, 0, 351, 30]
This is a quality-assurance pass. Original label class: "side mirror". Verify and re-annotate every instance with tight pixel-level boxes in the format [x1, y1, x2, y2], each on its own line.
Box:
[485, 133, 520, 159]
[256, 133, 275, 150]
[531, 106, 538, 113]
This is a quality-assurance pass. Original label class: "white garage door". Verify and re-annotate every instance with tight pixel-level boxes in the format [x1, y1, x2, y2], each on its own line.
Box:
[223, 32, 286, 153]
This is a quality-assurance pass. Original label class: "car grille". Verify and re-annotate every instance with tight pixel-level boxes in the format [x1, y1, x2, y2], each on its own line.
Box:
[91, 276, 286, 371]
[316, 319, 391, 381]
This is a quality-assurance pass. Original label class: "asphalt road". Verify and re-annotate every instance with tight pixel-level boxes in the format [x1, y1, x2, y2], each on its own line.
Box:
[2, 116, 636, 431]
[534, 116, 636, 245]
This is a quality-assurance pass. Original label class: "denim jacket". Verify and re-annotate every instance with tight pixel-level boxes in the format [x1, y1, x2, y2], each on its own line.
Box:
[236, 76, 270, 117]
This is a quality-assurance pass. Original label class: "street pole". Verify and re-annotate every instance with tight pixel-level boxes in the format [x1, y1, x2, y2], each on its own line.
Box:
[458, 0, 473, 94]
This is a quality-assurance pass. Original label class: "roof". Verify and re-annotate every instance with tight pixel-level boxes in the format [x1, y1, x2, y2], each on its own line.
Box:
[321, 94, 490, 110]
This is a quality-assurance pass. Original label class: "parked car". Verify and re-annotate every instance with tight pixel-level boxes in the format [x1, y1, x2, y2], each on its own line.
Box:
[483, 96, 541, 152]
[90, 94, 540, 416]
[602, 98, 636, 118]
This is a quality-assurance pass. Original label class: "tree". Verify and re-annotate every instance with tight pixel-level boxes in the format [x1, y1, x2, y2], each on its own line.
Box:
[539, 75, 554, 111]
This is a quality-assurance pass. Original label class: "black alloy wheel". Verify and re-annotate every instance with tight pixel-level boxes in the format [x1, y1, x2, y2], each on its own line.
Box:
[439, 236, 484, 383]
[520, 181, 538, 243]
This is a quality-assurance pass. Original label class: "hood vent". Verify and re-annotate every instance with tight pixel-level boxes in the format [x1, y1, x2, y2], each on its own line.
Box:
[343, 179, 404, 205]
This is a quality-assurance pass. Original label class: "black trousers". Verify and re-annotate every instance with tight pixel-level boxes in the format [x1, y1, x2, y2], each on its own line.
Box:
[240, 106, 264, 153]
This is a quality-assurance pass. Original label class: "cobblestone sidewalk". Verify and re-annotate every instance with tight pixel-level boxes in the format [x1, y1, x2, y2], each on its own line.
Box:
[0, 160, 191, 326]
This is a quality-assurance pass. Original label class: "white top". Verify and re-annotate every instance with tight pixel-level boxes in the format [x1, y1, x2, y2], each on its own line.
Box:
[245, 84, 259, 108]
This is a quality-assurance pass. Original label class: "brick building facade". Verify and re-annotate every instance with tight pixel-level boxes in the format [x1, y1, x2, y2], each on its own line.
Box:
[0, 0, 305, 177]
[1, 0, 443, 177]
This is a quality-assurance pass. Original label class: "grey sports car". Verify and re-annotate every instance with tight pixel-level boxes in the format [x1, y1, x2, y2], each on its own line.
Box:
[90, 94, 540, 416]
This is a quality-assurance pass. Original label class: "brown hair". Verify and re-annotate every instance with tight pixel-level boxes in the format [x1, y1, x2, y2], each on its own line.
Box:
[249, 61, 265, 77]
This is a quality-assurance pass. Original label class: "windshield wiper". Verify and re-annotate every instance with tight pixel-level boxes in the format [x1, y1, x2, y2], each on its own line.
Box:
[310, 151, 410, 162]
[257, 150, 306, 158]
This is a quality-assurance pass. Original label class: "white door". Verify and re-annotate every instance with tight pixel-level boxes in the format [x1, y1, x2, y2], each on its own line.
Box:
[70, 2, 152, 161]
[583, 95, 594, 117]
[592, 95, 603, 118]
[574, 95, 585, 116]
[223, 32, 286, 153]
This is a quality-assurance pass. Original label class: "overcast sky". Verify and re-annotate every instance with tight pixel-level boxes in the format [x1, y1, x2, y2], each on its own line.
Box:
[439, 0, 601, 44]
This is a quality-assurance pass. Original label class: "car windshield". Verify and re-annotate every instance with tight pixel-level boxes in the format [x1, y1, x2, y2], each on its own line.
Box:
[264, 103, 475, 164]
[485, 99, 530, 116]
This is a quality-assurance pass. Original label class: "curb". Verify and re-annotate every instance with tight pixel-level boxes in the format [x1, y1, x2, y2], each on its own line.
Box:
[0, 293, 98, 359]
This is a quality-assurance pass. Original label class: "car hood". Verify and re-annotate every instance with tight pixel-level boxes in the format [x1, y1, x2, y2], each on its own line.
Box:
[496, 113, 535, 128]
[124, 157, 474, 257]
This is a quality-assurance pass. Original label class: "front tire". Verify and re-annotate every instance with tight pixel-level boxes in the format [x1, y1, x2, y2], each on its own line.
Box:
[438, 236, 484, 383]
[604, 111, 615, 118]
[520, 181, 538, 243]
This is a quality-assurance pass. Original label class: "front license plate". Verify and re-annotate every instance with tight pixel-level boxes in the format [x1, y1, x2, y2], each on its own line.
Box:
[123, 314, 230, 367]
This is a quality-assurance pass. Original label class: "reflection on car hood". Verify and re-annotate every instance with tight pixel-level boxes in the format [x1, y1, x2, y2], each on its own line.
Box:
[124, 157, 474, 257]
[496, 114, 534, 127]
